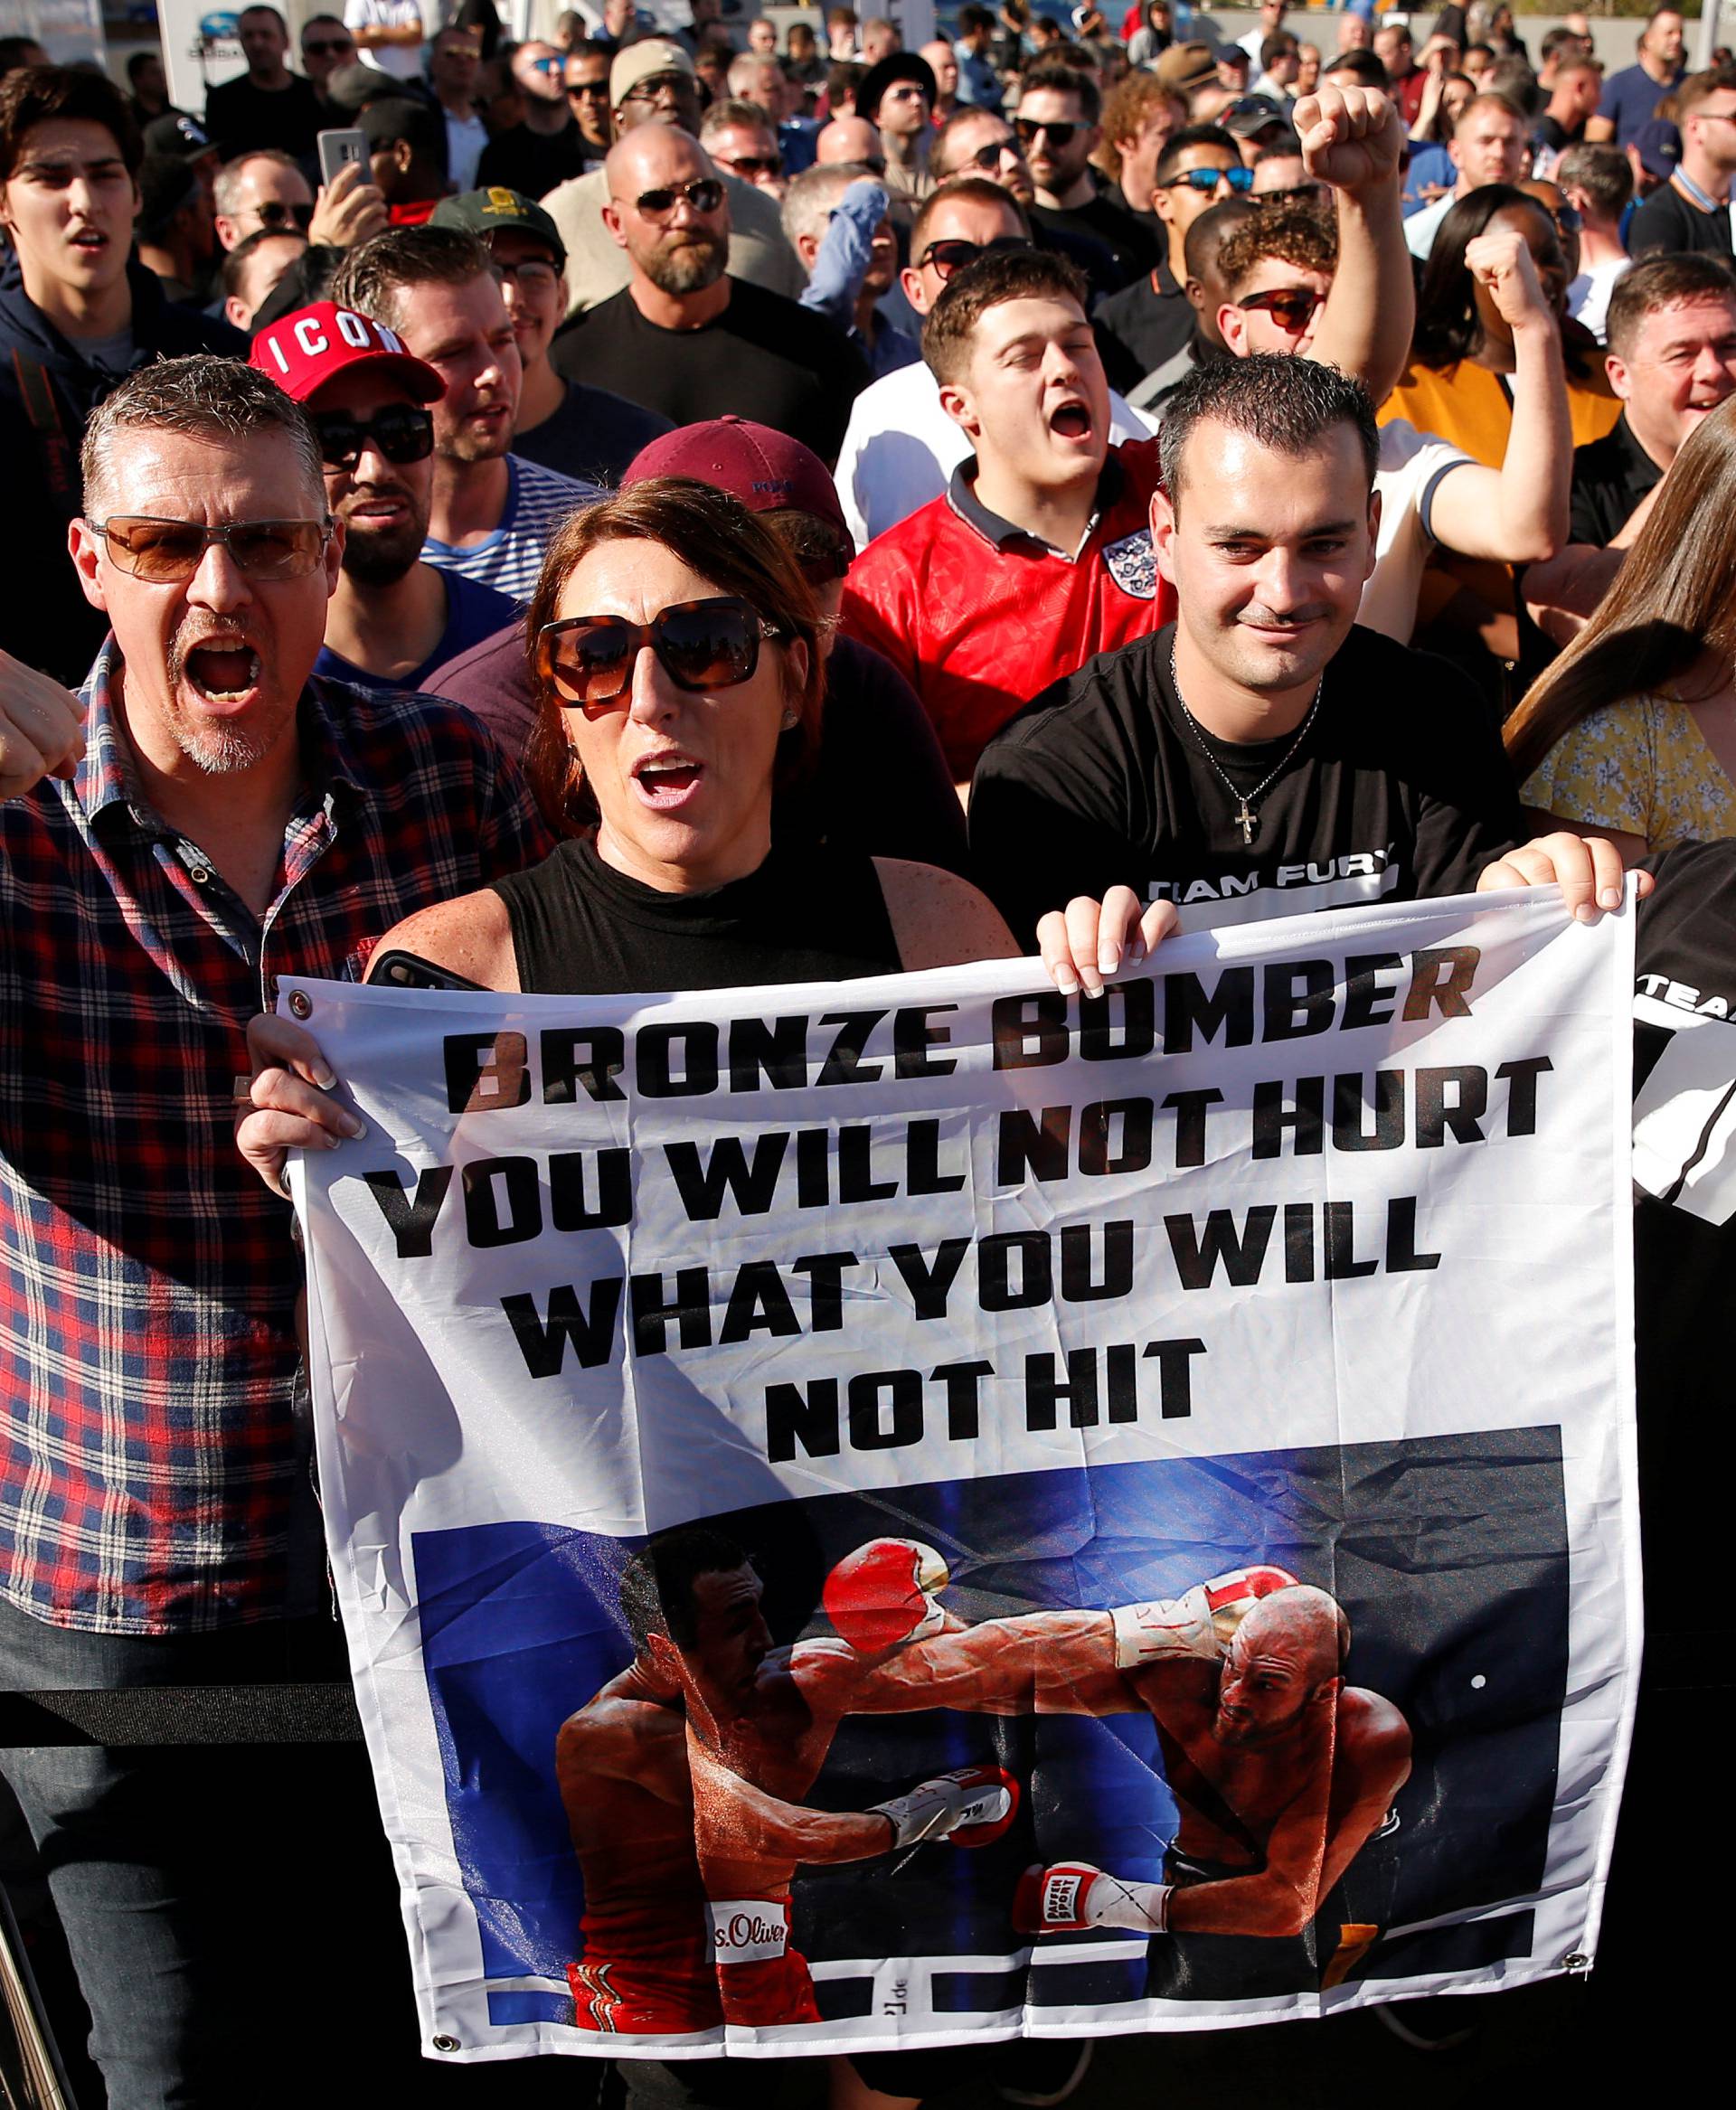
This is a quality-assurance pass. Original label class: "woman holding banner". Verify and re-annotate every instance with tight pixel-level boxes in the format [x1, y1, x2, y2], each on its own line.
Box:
[238, 476, 1161, 2109]
[241, 476, 1167, 1185]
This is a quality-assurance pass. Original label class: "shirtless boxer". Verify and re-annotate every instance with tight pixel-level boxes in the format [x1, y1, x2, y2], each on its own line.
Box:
[556, 1527, 1309, 2030]
[1014, 1583, 1413, 1993]
[555, 1527, 1022, 2035]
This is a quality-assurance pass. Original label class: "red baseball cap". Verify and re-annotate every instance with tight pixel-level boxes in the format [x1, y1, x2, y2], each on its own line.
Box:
[623, 417, 850, 542]
[249, 301, 443, 408]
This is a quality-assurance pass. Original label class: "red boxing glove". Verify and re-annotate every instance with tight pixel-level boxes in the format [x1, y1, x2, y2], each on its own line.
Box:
[824, 1537, 949, 1653]
[1014, 1861, 1172, 1936]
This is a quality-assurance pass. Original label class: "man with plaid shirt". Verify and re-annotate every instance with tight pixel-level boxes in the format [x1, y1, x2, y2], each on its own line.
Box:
[0, 356, 548, 2105]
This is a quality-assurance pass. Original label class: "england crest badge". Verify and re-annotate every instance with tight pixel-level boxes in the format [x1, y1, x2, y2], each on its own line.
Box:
[1102, 527, 1157, 599]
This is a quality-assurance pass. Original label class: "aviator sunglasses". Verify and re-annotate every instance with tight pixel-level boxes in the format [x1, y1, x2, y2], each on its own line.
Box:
[310, 404, 434, 472]
[628, 175, 725, 219]
[86, 516, 331, 582]
[538, 597, 785, 711]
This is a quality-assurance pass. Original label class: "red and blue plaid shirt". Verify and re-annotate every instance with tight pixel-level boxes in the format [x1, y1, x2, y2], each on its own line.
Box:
[0, 642, 551, 1634]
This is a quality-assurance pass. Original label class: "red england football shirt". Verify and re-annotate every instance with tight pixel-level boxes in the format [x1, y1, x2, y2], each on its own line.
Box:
[837, 438, 1175, 780]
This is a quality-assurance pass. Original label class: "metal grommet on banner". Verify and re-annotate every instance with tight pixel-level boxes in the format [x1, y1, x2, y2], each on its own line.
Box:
[432, 2035, 461, 2051]
[1561, 1952, 1590, 1972]
[288, 990, 313, 1020]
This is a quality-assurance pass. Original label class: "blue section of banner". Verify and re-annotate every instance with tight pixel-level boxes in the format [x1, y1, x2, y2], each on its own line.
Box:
[412, 1429, 1568, 2003]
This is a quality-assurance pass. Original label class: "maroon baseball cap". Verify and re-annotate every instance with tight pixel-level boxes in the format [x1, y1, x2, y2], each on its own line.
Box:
[249, 301, 443, 408]
[623, 417, 849, 542]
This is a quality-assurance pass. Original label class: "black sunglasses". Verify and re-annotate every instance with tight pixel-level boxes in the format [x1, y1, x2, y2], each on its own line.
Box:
[629, 176, 725, 220]
[1014, 117, 1080, 148]
[964, 138, 1021, 170]
[568, 80, 612, 98]
[538, 597, 783, 711]
[917, 233, 1033, 278]
[253, 199, 315, 231]
[1254, 183, 1325, 209]
[311, 405, 434, 472]
[719, 151, 783, 178]
[302, 37, 352, 55]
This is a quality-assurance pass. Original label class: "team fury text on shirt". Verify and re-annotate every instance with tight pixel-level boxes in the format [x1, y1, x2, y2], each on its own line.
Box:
[1146, 843, 1402, 926]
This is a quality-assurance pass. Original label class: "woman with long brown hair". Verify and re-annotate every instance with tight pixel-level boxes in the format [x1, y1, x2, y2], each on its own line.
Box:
[238, 474, 1165, 2110]
[1507, 394, 1736, 853]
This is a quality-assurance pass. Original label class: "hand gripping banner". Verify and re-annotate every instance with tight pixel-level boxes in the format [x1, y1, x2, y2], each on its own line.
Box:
[287, 888, 1638, 2064]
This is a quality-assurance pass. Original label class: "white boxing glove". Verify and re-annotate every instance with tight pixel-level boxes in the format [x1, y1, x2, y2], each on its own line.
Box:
[870, 1764, 1019, 1851]
[1110, 1564, 1299, 1669]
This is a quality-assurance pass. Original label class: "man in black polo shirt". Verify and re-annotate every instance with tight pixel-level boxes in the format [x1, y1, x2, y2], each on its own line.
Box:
[969, 353, 1523, 946]
[1571, 254, 1736, 545]
[1526, 255, 1736, 639]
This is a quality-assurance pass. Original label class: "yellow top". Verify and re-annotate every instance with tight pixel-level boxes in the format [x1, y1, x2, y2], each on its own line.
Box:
[1521, 694, 1736, 850]
[1379, 357, 1622, 468]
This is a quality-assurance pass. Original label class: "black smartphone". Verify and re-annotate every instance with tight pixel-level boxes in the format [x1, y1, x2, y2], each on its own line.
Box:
[370, 949, 486, 994]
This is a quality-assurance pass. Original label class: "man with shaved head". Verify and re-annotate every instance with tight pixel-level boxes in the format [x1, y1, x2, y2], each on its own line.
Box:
[1018, 1577, 1412, 1993]
[816, 112, 887, 172]
[552, 123, 870, 457]
[542, 38, 806, 314]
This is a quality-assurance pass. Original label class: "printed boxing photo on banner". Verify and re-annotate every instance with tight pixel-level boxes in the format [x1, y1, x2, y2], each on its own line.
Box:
[416, 1431, 1566, 2039]
[282, 888, 1638, 2059]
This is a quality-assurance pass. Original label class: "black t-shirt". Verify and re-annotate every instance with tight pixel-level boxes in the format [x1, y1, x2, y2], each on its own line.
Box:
[1628, 180, 1735, 261]
[1533, 113, 1580, 153]
[1030, 217, 1121, 301]
[493, 834, 901, 994]
[968, 620, 1524, 943]
[203, 74, 326, 160]
[552, 278, 872, 465]
[1031, 194, 1158, 295]
[1094, 262, 1194, 396]
[512, 378, 673, 486]
[1621, 839, 1736, 1675]
[1568, 413, 1664, 548]
[476, 118, 594, 199]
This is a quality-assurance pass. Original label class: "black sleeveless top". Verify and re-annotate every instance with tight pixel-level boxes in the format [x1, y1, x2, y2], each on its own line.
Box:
[491, 834, 902, 995]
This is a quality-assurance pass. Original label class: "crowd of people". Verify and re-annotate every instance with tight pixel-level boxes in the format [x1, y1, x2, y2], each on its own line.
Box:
[0, 0, 1725, 2105]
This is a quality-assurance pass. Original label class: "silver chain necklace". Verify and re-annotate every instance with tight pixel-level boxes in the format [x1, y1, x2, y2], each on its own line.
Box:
[1169, 644, 1325, 847]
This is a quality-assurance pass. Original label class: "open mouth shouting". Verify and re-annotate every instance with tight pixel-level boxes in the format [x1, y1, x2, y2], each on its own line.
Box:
[631, 749, 706, 810]
[177, 634, 264, 710]
[1047, 397, 1097, 446]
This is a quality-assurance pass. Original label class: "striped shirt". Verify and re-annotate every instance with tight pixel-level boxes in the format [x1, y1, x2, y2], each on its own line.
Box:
[0, 645, 551, 1633]
[421, 454, 599, 603]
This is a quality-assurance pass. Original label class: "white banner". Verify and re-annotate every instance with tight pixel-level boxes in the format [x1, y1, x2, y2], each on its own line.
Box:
[290, 887, 1638, 2064]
